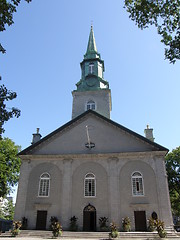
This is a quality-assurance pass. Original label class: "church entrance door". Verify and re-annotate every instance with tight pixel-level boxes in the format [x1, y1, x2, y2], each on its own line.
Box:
[134, 211, 147, 231]
[36, 210, 47, 230]
[83, 204, 96, 231]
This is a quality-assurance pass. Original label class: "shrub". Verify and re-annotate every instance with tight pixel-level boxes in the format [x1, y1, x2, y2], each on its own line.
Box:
[99, 217, 108, 231]
[69, 216, 78, 231]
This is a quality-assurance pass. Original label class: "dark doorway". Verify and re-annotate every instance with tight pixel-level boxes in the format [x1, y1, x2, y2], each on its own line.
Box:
[83, 204, 96, 231]
[36, 210, 47, 230]
[134, 211, 147, 231]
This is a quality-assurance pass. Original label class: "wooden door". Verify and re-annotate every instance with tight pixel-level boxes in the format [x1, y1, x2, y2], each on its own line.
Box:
[134, 211, 147, 231]
[83, 204, 96, 231]
[36, 210, 47, 230]
[90, 211, 96, 231]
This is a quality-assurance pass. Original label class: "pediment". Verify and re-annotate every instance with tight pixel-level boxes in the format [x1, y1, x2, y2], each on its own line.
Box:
[19, 110, 167, 156]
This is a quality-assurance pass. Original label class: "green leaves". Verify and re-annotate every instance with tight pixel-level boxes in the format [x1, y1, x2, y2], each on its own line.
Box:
[0, 138, 21, 198]
[124, 0, 180, 63]
[165, 146, 180, 215]
[0, 198, 15, 220]
[0, 81, 21, 137]
[0, 0, 32, 54]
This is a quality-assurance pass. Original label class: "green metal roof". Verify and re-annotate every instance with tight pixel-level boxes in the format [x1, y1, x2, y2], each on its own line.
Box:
[74, 25, 109, 92]
[84, 25, 101, 60]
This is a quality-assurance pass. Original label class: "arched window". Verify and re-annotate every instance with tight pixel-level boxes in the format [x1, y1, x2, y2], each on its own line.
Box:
[86, 100, 96, 110]
[132, 172, 144, 196]
[38, 173, 50, 197]
[84, 173, 96, 197]
[89, 63, 94, 74]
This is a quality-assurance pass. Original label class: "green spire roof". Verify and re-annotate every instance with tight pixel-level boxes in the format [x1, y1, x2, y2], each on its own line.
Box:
[74, 25, 109, 92]
[86, 25, 97, 53]
[84, 25, 100, 60]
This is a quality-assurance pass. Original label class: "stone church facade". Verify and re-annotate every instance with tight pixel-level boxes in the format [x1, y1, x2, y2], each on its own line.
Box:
[15, 26, 173, 231]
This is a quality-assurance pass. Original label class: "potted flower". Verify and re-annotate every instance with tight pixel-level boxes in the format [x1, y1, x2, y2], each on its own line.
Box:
[51, 221, 62, 238]
[155, 219, 167, 238]
[99, 217, 108, 231]
[147, 217, 156, 232]
[122, 217, 131, 232]
[69, 216, 78, 231]
[11, 221, 22, 237]
[50, 216, 59, 230]
[109, 222, 119, 239]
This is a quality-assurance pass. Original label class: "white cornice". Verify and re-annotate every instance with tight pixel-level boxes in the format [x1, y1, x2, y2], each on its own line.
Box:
[20, 151, 167, 161]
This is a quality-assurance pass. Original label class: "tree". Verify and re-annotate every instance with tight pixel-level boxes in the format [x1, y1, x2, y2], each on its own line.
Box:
[165, 146, 180, 216]
[0, 198, 15, 220]
[0, 1, 32, 136]
[0, 138, 21, 198]
[124, 0, 180, 63]
[0, 81, 20, 138]
[1, 1, 179, 64]
[0, 0, 32, 54]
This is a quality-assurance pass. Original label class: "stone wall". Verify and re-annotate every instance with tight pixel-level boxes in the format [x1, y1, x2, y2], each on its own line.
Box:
[14, 151, 173, 231]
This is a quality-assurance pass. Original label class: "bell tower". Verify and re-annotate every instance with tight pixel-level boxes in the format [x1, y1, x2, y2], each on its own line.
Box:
[72, 25, 112, 119]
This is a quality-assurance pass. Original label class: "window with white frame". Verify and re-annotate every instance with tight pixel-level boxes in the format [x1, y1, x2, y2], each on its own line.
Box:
[84, 173, 96, 197]
[86, 100, 95, 110]
[89, 63, 94, 74]
[38, 173, 50, 197]
[132, 172, 144, 196]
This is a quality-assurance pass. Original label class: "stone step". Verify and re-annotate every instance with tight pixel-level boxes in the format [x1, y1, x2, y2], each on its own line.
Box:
[1, 230, 179, 239]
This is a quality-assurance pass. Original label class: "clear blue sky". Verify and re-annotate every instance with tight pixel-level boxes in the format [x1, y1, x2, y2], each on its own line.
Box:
[1, 0, 180, 154]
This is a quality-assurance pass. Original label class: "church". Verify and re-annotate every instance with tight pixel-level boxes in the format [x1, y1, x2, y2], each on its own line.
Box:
[14, 26, 173, 231]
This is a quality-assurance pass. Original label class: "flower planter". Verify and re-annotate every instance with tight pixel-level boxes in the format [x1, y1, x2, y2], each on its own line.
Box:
[123, 224, 131, 232]
[109, 230, 119, 239]
[158, 230, 167, 238]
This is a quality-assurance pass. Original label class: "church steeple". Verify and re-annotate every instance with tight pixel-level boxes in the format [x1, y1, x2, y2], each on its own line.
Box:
[84, 25, 99, 60]
[72, 26, 112, 119]
[75, 26, 109, 92]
